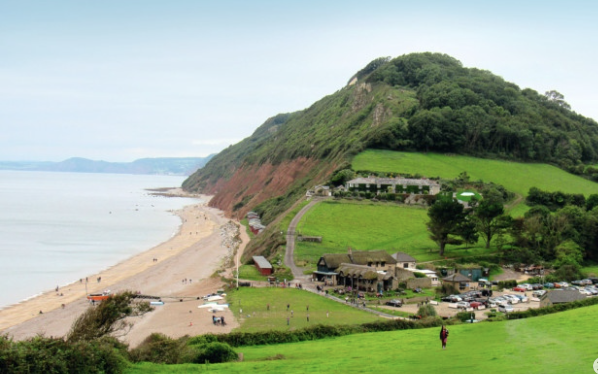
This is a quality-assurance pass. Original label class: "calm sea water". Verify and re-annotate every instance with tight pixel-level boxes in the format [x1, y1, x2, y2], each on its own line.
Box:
[0, 171, 199, 309]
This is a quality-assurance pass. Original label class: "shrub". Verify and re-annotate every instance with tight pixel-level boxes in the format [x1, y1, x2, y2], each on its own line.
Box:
[417, 304, 437, 318]
[195, 342, 238, 364]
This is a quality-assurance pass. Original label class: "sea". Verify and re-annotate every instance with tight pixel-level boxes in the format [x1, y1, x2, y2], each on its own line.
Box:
[0, 170, 200, 309]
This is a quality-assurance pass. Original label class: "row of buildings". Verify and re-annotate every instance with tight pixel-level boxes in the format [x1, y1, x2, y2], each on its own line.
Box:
[313, 248, 459, 292]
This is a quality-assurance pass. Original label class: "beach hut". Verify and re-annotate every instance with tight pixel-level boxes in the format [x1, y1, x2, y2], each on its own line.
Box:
[252, 256, 273, 275]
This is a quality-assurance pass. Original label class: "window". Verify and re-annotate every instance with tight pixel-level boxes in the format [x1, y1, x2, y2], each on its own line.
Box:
[381, 262, 385, 267]
[403, 263, 408, 268]
[368, 262, 372, 267]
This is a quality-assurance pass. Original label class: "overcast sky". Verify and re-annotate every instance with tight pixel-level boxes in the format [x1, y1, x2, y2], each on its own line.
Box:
[2, 1, 597, 162]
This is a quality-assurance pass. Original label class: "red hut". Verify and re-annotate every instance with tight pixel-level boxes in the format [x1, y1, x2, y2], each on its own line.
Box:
[253, 256, 273, 275]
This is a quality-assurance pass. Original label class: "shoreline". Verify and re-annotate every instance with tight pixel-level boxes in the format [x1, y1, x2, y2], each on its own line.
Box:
[0, 192, 234, 339]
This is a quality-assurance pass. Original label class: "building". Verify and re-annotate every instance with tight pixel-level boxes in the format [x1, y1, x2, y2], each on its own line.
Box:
[540, 290, 585, 307]
[313, 248, 397, 286]
[404, 268, 440, 286]
[336, 264, 395, 292]
[442, 273, 473, 290]
[392, 252, 417, 269]
[252, 256, 273, 275]
[346, 177, 441, 195]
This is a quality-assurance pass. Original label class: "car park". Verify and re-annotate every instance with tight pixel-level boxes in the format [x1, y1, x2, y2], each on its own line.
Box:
[498, 304, 514, 313]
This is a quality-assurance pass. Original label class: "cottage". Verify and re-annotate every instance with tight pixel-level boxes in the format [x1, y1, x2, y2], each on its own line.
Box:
[346, 176, 441, 195]
[540, 290, 585, 307]
[442, 273, 472, 290]
[313, 248, 397, 285]
[392, 252, 417, 269]
[252, 256, 273, 276]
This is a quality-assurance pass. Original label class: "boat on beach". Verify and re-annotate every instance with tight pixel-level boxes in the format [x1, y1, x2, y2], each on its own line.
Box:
[86, 290, 111, 301]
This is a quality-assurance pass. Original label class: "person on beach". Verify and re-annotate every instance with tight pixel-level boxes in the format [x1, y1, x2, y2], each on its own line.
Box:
[440, 325, 449, 349]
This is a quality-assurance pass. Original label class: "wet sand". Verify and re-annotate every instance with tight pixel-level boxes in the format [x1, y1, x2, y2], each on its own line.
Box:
[0, 193, 249, 346]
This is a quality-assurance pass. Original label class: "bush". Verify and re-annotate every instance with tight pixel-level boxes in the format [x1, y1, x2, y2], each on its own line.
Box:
[413, 272, 427, 278]
[195, 342, 238, 364]
[417, 304, 437, 318]
[130, 333, 199, 364]
[498, 280, 517, 289]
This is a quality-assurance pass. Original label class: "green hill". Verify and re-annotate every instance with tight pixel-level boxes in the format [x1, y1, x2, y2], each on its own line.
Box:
[183, 52, 598, 259]
[128, 304, 598, 373]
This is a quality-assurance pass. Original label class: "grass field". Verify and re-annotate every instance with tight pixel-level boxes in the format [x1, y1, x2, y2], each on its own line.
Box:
[237, 265, 268, 281]
[353, 150, 598, 214]
[226, 287, 380, 333]
[294, 200, 490, 264]
[128, 304, 598, 373]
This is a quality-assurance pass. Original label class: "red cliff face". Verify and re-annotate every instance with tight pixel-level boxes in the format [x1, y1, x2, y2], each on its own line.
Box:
[202, 157, 325, 219]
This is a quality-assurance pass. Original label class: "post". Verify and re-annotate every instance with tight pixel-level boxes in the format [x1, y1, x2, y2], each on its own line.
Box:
[236, 250, 239, 289]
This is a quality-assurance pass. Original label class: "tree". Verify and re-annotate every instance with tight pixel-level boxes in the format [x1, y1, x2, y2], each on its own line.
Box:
[67, 291, 153, 343]
[427, 197, 468, 256]
[472, 195, 511, 248]
[544, 90, 571, 110]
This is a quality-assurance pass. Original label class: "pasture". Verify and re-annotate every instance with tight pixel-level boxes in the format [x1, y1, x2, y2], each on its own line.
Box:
[128, 304, 598, 373]
[294, 200, 490, 264]
[352, 149, 597, 202]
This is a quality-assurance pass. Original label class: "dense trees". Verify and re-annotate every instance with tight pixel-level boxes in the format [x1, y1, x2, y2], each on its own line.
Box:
[366, 53, 598, 167]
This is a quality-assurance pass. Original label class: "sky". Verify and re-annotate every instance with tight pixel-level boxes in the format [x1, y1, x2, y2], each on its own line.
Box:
[2, 1, 598, 162]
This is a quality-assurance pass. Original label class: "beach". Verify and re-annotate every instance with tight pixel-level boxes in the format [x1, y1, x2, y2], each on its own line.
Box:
[0, 192, 249, 347]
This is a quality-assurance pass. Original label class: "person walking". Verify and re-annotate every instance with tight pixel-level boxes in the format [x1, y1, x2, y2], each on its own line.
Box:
[439, 325, 449, 350]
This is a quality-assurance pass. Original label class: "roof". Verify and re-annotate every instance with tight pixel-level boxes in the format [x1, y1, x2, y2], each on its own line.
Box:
[252, 256, 272, 269]
[337, 263, 380, 280]
[442, 273, 472, 282]
[542, 290, 585, 304]
[319, 250, 397, 269]
[392, 252, 417, 263]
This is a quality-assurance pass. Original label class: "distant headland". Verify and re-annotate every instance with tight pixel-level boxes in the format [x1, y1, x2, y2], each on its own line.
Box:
[0, 155, 214, 176]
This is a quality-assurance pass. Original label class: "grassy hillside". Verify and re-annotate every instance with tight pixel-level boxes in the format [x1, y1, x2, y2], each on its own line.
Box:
[353, 149, 598, 197]
[128, 304, 598, 373]
[294, 201, 488, 264]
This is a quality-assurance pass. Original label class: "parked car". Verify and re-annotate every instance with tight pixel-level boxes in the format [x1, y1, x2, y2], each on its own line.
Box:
[385, 299, 403, 307]
[585, 286, 598, 295]
[481, 289, 493, 297]
[532, 290, 547, 298]
[571, 280, 583, 286]
[589, 277, 598, 285]
[544, 282, 554, 288]
[531, 284, 544, 290]
[469, 301, 483, 309]
[456, 301, 470, 309]
[514, 294, 528, 302]
[520, 283, 533, 291]
[581, 279, 593, 286]
[513, 286, 527, 292]
[503, 295, 519, 304]
[498, 304, 514, 313]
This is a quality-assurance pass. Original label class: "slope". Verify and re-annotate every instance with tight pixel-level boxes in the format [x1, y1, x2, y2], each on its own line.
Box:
[129, 303, 598, 373]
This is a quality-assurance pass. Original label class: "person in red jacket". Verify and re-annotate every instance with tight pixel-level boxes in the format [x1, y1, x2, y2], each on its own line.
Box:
[440, 325, 449, 349]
